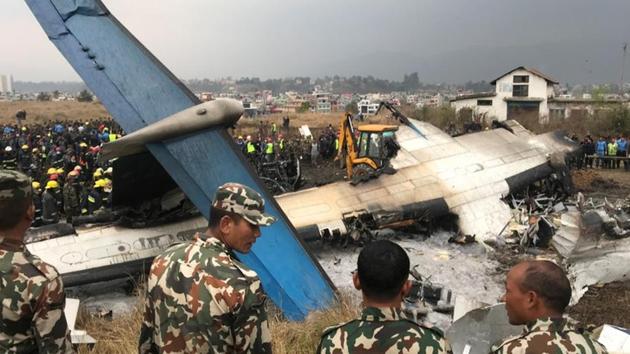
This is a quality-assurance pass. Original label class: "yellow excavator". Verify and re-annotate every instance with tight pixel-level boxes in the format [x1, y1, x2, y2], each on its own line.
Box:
[337, 102, 403, 185]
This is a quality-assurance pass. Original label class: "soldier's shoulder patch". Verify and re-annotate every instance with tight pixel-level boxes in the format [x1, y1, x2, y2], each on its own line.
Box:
[27, 253, 60, 281]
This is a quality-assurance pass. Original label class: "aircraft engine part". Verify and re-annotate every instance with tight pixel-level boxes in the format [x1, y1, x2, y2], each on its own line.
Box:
[100, 99, 243, 161]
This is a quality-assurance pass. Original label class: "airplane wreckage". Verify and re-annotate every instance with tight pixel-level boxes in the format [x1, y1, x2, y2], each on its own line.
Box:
[25, 0, 630, 327]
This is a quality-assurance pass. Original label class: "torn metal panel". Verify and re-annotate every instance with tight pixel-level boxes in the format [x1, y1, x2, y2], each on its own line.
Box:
[568, 236, 630, 304]
[446, 304, 521, 354]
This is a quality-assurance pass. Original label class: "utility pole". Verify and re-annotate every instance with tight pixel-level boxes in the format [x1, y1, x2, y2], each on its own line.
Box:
[621, 42, 628, 96]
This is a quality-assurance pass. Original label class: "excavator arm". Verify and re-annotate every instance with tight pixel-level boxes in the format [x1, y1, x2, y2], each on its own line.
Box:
[337, 113, 357, 179]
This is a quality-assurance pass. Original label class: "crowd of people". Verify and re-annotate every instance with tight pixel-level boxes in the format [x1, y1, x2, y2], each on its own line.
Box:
[233, 120, 341, 168]
[0, 119, 124, 226]
[573, 134, 630, 170]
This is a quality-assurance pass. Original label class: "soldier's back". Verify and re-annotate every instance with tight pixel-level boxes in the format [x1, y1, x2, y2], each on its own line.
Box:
[492, 317, 607, 354]
[140, 234, 270, 353]
[0, 247, 72, 353]
[318, 307, 452, 354]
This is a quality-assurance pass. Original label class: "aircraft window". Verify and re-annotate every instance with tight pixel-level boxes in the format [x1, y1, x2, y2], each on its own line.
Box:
[359, 132, 369, 157]
[368, 133, 381, 157]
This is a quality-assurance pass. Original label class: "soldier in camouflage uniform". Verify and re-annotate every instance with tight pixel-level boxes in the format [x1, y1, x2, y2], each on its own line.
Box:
[492, 260, 607, 354]
[0, 169, 73, 353]
[318, 240, 452, 354]
[139, 182, 276, 353]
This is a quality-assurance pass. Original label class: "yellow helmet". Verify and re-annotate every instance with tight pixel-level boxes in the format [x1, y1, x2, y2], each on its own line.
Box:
[32, 181, 41, 190]
[56, 168, 64, 174]
[21, 145, 29, 150]
[45, 180, 59, 189]
[79, 142, 88, 148]
[93, 170, 102, 178]
[21, 126, 27, 132]
[47, 167, 57, 175]
[94, 179, 107, 188]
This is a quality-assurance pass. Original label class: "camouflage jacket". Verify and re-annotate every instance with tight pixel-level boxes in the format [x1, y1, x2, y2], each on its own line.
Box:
[317, 306, 453, 354]
[138, 233, 271, 353]
[62, 183, 80, 212]
[491, 317, 607, 354]
[0, 242, 73, 353]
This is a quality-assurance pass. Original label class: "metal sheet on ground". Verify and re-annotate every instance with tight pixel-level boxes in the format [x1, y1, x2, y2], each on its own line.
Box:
[26, 0, 335, 320]
[446, 304, 521, 354]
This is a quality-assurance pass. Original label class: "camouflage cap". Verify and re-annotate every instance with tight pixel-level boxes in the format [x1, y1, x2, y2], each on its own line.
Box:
[0, 169, 32, 201]
[212, 182, 276, 226]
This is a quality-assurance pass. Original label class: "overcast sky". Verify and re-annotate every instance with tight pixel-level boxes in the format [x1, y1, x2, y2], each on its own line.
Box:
[2, 0, 630, 84]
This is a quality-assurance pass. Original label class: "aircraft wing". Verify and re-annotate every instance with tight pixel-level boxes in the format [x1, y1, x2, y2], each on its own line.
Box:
[26, 0, 335, 320]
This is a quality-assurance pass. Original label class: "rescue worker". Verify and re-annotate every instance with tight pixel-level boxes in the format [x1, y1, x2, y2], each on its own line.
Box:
[616, 135, 627, 169]
[2, 146, 17, 170]
[607, 137, 617, 169]
[595, 136, 607, 168]
[63, 171, 81, 222]
[582, 136, 595, 169]
[264, 137, 275, 162]
[32, 181, 43, 227]
[87, 180, 105, 214]
[318, 240, 452, 353]
[491, 260, 606, 354]
[245, 135, 257, 157]
[0, 170, 73, 352]
[278, 134, 285, 152]
[18, 144, 32, 171]
[42, 181, 60, 225]
[139, 182, 276, 353]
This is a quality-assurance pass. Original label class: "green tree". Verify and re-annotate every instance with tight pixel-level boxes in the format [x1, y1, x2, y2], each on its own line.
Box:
[77, 89, 93, 102]
[36, 92, 51, 101]
[297, 101, 311, 113]
[345, 100, 358, 114]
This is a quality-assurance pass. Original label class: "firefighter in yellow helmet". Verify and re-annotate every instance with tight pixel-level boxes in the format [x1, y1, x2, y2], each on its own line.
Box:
[31, 181, 44, 226]
[87, 179, 107, 214]
[42, 181, 60, 224]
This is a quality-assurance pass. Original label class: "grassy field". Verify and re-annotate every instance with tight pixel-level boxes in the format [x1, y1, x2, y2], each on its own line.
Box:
[76, 290, 359, 354]
[0, 101, 109, 124]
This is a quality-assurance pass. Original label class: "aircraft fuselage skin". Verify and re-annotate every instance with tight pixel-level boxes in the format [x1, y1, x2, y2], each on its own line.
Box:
[26, 217, 207, 287]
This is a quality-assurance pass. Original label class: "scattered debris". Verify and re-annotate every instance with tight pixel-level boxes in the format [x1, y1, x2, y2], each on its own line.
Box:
[65, 298, 97, 347]
[403, 265, 455, 322]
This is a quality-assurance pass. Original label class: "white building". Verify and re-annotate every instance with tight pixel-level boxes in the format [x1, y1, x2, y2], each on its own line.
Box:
[0, 75, 13, 93]
[314, 92, 332, 113]
[450, 66, 558, 122]
[357, 99, 380, 115]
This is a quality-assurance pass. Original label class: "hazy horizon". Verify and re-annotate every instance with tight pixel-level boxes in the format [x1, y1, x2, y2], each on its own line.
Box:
[3, 1, 630, 84]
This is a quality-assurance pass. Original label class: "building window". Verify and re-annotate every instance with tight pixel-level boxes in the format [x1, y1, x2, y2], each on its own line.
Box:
[513, 75, 529, 83]
[550, 108, 565, 120]
[477, 99, 493, 106]
[513, 84, 529, 97]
